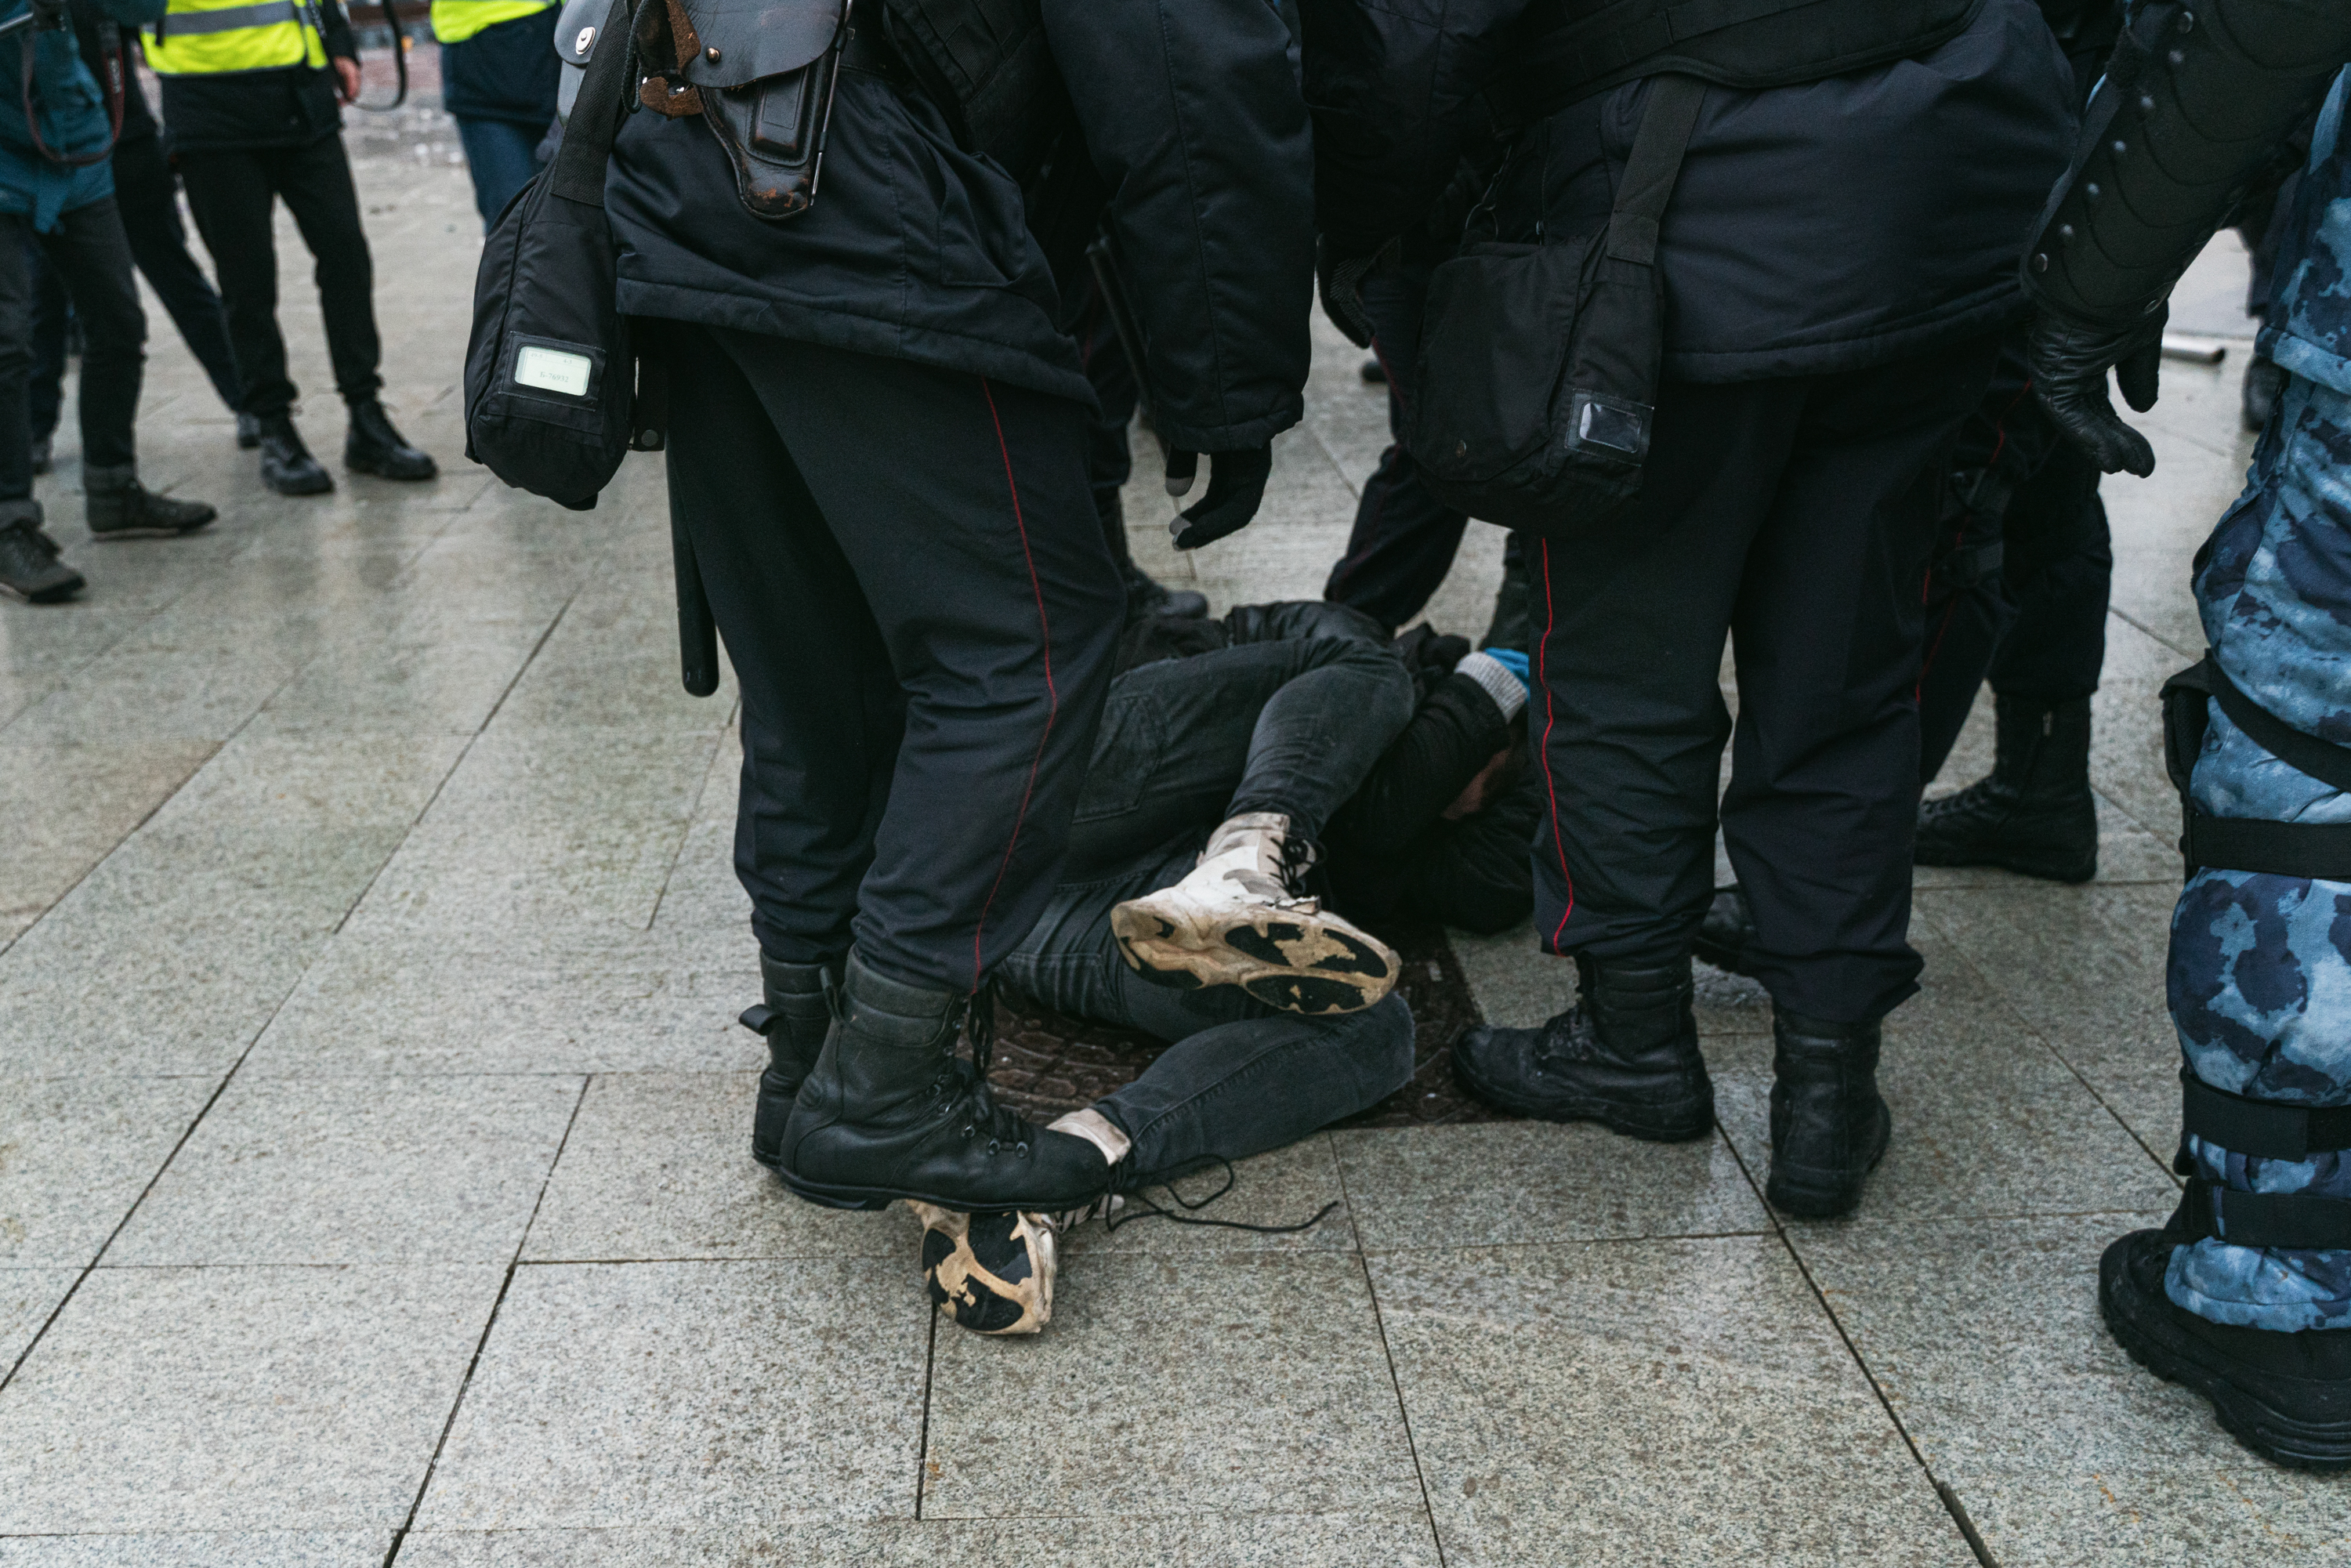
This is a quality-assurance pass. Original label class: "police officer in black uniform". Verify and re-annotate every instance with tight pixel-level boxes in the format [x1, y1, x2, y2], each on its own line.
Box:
[1306, 0, 2074, 1218]
[606, 0, 1313, 1214]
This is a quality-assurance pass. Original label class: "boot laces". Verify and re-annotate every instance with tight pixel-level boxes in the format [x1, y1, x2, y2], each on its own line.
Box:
[950, 977, 1033, 1155]
[1099, 1154, 1339, 1236]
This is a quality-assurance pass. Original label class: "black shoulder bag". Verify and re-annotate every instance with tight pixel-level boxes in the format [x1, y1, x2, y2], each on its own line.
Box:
[462, 0, 648, 512]
[1404, 74, 1704, 538]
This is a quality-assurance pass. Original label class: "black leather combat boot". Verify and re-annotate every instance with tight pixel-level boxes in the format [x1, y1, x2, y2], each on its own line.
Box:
[345, 400, 437, 481]
[257, 416, 333, 496]
[1691, 884, 1760, 978]
[1914, 693, 2097, 882]
[2101, 1224, 2351, 1471]
[1451, 954, 1715, 1141]
[1766, 1009, 1891, 1218]
[742, 953, 841, 1172]
[0, 502, 81, 603]
[779, 952, 1110, 1212]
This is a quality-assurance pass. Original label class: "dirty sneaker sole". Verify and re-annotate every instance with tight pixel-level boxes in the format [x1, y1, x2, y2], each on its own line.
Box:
[1110, 900, 1396, 1016]
[911, 1204, 1055, 1335]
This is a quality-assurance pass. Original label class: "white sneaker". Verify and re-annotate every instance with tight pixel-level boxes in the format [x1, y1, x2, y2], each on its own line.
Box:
[1109, 812, 1397, 1016]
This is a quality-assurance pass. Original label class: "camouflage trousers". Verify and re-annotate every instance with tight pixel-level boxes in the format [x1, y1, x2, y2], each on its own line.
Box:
[2171, 370, 2351, 1332]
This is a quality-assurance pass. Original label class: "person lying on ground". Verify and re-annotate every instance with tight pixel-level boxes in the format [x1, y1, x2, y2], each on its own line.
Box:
[897, 600, 1539, 1334]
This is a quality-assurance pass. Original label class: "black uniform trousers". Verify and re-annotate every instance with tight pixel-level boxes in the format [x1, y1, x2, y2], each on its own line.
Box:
[0, 200, 143, 502]
[31, 131, 244, 440]
[662, 324, 1126, 995]
[177, 132, 382, 418]
[1531, 332, 2001, 1023]
[1322, 257, 1473, 632]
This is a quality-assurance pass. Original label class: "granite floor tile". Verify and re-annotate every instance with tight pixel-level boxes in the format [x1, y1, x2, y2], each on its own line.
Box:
[1708, 929, 2175, 1221]
[344, 728, 720, 936]
[0, 643, 305, 744]
[416, 1259, 926, 1530]
[0, 1534, 389, 1567]
[924, 1251, 1422, 1521]
[1792, 1213, 2346, 1566]
[241, 929, 762, 1076]
[0, 1267, 77, 1368]
[1333, 1121, 1768, 1251]
[0, 1264, 503, 1532]
[1914, 882, 2182, 1157]
[394, 1515, 1444, 1566]
[256, 623, 551, 736]
[0, 1077, 220, 1265]
[523, 1073, 911, 1262]
[0, 740, 218, 944]
[110, 1075, 581, 1266]
[1372, 1236, 1974, 1567]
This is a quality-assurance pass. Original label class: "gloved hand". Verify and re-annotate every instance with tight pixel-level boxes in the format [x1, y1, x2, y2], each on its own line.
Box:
[1162, 446, 1273, 550]
[2027, 302, 2167, 478]
[1317, 235, 1394, 350]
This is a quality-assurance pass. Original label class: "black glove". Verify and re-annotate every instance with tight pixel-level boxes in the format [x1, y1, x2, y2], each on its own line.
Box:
[1317, 235, 1392, 350]
[1163, 446, 1272, 550]
[2027, 302, 2166, 478]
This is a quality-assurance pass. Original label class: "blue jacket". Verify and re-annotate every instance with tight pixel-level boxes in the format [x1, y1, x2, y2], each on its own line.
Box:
[2262, 71, 2351, 398]
[0, 0, 164, 230]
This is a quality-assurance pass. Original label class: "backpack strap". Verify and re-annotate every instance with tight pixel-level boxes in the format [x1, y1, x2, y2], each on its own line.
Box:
[1603, 73, 1705, 266]
[552, 0, 640, 208]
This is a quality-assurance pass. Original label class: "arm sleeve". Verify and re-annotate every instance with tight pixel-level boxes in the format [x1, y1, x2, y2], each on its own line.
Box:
[321, 0, 359, 63]
[1398, 770, 1539, 935]
[1299, 0, 1519, 256]
[1044, 0, 1315, 453]
[91, 0, 164, 25]
[1328, 675, 1512, 853]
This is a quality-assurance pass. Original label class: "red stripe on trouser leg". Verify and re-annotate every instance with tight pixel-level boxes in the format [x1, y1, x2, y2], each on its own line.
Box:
[1536, 538, 1576, 948]
[971, 378, 1060, 990]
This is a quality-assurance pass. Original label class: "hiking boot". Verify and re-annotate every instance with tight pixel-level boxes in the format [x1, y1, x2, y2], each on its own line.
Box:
[1451, 954, 1714, 1140]
[2101, 1226, 2351, 1469]
[1914, 693, 2097, 883]
[344, 400, 437, 480]
[1766, 1009, 1891, 1219]
[2243, 353, 2287, 433]
[742, 952, 841, 1171]
[1110, 812, 1397, 1015]
[911, 1204, 1061, 1335]
[29, 432, 50, 475]
[256, 416, 333, 495]
[0, 502, 82, 603]
[1692, 884, 1760, 978]
[235, 411, 262, 450]
[84, 464, 217, 540]
[778, 951, 1110, 1212]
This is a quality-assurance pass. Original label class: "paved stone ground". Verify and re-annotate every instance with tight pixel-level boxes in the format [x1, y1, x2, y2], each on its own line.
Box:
[0, 99, 2343, 1567]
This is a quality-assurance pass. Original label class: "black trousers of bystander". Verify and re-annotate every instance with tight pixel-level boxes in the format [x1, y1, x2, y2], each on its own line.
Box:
[0, 200, 143, 502]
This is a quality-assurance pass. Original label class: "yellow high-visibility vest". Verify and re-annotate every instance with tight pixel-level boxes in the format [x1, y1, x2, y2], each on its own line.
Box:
[429, 0, 555, 45]
[144, 0, 328, 74]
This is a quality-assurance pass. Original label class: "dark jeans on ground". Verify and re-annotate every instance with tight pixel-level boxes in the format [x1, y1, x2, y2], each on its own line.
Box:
[31, 134, 244, 439]
[0, 201, 143, 502]
[1323, 259, 1472, 632]
[178, 134, 382, 418]
[455, 117, 544, 229]
[1916, 438, 2111, 781]
[1066, 606, 1412, 876]
[1002, 842, 1415, 1174]
[1005, 606, 1417, 1171]
[1531, 333, 2002, 1023]
[661, 321, 1125, 994]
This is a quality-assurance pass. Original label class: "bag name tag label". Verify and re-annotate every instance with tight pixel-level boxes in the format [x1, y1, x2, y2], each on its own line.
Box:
[515, 345, 595, 398]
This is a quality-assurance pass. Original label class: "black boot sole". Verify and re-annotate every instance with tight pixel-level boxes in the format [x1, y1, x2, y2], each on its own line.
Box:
[346, 451, 438, 481]
[90, 520, 216, 541]
[263, 469, 334, 497]
[1766, 1099, 1891, 1219]
[1448, 1042, 1715, 1143]
[2100, 1235, 2351, 1471]
[1912, 838, 2097, 883]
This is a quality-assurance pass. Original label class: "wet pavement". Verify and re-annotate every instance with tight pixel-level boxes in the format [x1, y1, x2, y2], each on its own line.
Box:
[0, 112, 2339, 1566]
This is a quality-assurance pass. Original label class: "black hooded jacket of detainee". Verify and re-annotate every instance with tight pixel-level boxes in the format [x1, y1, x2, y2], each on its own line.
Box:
[605, 0, 1315, 454]
[1302, 0, 2075, 382]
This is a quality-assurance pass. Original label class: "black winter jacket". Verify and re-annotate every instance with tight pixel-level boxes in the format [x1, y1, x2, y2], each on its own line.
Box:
[607, 0, 1315, 452]
[1302, 0, 2076, 381]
